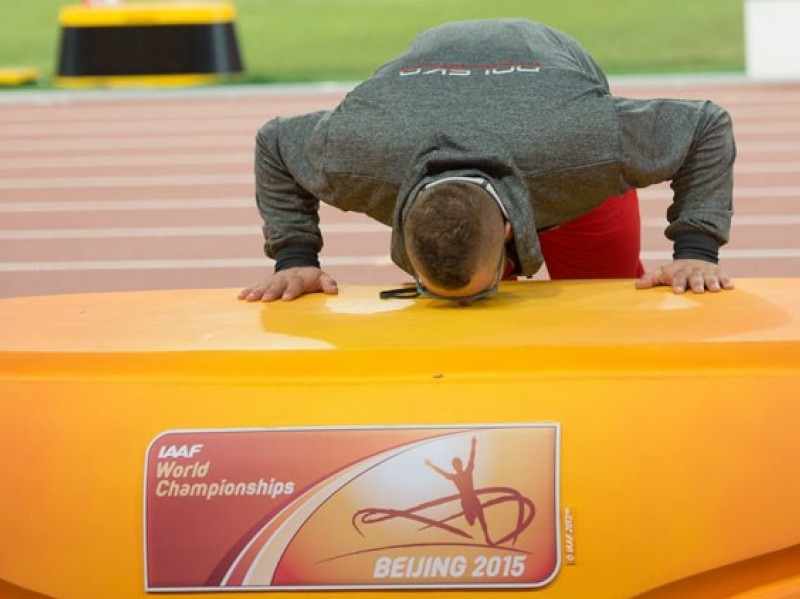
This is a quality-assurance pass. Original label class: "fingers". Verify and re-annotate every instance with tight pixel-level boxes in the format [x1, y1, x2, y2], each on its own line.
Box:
[238, 285, 267, 301]
[673, 269, 727, 294]
[319, 273, 339, 295]
[238, 267, 338, 302]
[637, 260, 734, 294]
[238, 279, 286, 302]
[634, 268, 665, 290]
[281, 275, 307, 301]
[718, 273, 735, 290]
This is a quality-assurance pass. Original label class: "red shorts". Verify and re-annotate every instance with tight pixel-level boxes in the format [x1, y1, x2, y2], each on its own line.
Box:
[537, 189, 644, 279]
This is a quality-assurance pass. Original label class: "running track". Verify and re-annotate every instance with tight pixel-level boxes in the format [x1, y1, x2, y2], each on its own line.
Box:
[1, 77, 799, 299]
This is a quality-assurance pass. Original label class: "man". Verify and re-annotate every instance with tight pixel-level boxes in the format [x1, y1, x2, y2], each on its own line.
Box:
[240, 19, 735, 303]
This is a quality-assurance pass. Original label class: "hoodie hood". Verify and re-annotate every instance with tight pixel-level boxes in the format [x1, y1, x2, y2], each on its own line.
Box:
[391, 131, 543, 276]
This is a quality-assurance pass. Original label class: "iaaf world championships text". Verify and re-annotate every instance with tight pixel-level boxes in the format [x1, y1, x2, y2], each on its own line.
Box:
[153, 459, 295, 501]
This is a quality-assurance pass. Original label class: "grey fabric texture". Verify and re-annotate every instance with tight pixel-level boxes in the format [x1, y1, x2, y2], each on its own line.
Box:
[254, 18, 735, 276]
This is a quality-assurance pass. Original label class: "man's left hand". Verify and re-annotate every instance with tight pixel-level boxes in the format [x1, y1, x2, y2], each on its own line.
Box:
[635, 259, 734, 294]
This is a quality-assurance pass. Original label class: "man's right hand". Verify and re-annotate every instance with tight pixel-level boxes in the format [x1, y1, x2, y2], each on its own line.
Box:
[238, 267, 339, 302]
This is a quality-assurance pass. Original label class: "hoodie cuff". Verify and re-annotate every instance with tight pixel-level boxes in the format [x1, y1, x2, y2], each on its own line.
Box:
[672, 232, 719, 264]
[274, 244, 320, 272]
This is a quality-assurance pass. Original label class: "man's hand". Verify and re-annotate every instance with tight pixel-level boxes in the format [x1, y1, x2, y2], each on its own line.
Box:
[238, 267, 338, 302]
[635, 259, 734, 294]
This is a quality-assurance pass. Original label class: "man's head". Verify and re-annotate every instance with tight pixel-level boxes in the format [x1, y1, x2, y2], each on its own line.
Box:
[403, 179, 510, 300]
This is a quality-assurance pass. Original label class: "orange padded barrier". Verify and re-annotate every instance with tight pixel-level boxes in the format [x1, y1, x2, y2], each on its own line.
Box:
[0, 279, 798, 598]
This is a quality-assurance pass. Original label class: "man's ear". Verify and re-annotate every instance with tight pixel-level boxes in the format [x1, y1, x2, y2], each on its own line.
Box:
[503, 221, 512, 241]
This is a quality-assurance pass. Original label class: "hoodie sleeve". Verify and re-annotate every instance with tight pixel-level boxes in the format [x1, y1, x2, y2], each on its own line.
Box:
[255, 112, 329, 271]
[613, 97, 736, 262]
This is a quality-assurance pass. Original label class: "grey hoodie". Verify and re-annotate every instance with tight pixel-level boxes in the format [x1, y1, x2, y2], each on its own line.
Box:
[255, 19, 735, 276]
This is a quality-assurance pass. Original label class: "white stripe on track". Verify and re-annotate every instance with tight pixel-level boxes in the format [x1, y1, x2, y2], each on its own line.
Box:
[1, 250, 798, 273]
[0, 136, 246, 152]
[2, 217, 797, 241]
[0, 188, 797, 213]
[0, 223, 389, 239]
[736, 141, 800, 153]
[643, 249, 800, 260]
[3, 132, 800, 155]
[0, 155, 795, 173]
[0, 256, 394, 272]
[735, 163, 800, 173]
[642, 215, 800, 227]
[0, 198, 253, 212]
[0, 153, 251, 169]
[6, 118, 800, 138]
[639, 187, 800, 200]
[0, 174, 251, 189]
[0, 119, 261, 137]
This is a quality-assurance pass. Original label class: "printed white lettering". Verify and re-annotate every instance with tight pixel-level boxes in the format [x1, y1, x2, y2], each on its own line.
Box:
[564, 507, 576, 564]
[373, 555, 469, 579]
[373, 556, 391, 578]
[154, 475, 296, 501]
[155, 460, 210, 478]
[398, 62, 542, 77]
[157, 444, 204, 459]
[472, 555, 527, 578]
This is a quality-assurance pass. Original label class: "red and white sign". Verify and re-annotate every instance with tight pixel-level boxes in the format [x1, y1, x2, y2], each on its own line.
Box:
[144, 424, 560, 591]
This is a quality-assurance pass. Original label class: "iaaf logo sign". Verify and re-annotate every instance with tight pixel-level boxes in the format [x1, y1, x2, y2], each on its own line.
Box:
[144, 425, 560, 592]
[352, 435, 537, 581]
[399, 61, 542, 77]
[157, 444, 203, 459]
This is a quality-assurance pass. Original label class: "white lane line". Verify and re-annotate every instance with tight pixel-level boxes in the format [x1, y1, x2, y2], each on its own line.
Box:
[8, 118, 800, 137]
[0, 163, 797, 193]
[1, 217, 796, 241]
[0, 174, 251, 189]
[0, 135, 247, 152]
[719, 122, 800, 134]
[737, 141, 800, 153]
[0, 81, 354, 105]
[1, 249, 797, 273]
[7, 137, 800, 156]
[0, 256, 394, 272]
[0, 153, 252, 169]
[644, 249, 800, 260]
[1, 155, 796, 173]
[639, 186, 800, 200]
[3, 121, 800, 147]
[0, 101, 337, 125]
[642, 215, 800, 226]
[734, 163, 800, 173]
[0, 188, 796, 215]
[0, 119, 262, 137]
[0, 188, 797, 214]
[0, 198, 253, 212]
[0, 223, 389, 239]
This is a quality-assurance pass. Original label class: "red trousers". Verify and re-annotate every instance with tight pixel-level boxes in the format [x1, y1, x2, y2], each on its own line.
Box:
[537, 189, 644, 279]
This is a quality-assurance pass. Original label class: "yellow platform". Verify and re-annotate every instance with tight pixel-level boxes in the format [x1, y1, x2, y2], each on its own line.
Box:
[55, 2, 243, 89]
[0, 67, 39, 87]
[0, 279, 799, 598]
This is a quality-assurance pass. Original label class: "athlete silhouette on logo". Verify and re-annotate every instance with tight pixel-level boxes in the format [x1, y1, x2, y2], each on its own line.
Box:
[352, 435, 534, 548]
[425, 436, 493, 546]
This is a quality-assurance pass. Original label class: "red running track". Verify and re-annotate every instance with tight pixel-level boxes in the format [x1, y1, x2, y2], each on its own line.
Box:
[1, 78, 799, 299]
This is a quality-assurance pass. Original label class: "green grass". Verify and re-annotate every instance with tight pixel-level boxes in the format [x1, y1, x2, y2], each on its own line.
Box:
[0, 0, 744, 87]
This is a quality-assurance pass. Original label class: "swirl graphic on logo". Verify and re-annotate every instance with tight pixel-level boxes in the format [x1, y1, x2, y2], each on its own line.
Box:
[352, 437, 535, 548]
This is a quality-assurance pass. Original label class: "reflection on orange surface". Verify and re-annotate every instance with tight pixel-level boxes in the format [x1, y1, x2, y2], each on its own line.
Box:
[633, 544, 800, 599]
[1, 280, 799, 598]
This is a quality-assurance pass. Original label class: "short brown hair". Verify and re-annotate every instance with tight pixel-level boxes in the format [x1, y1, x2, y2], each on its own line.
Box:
[403, 181, 503, 290]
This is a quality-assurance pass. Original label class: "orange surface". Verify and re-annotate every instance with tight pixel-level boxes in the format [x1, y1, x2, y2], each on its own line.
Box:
[0, 279, 799, 598]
